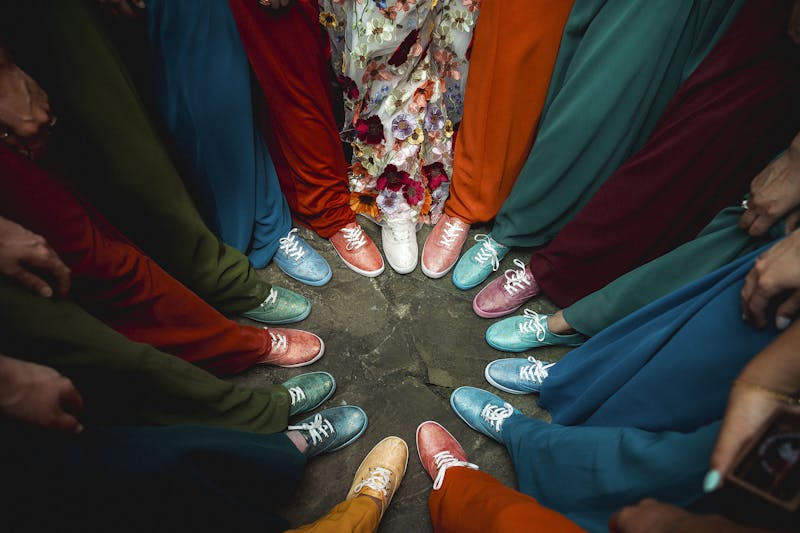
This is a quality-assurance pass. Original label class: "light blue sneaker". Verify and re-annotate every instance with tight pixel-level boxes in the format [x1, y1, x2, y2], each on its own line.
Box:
[486, 309, 586, 352]
[287, 405, 368, 458]
[452, 234, 510, 290]
[274, 229, 332, 287]
[484, 356, 555, 394]
[450, 386, 521, 443]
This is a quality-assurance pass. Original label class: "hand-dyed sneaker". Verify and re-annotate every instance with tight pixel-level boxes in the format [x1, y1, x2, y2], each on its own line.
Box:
[382, 217, 418, 274]
[330, 222, 385, 277]
[287, 406, 368, 458]
[274, 228, 332, 287]
[485, 309, 586, 352]
[473, 258, 540, 318]
[346, 436, 408, 518]
[421, 214, 470, 279]
[449, 386, 521, 444]
[452, 234, 510, 290]
[258, 328, 325, 368]
[241, 286, 311, 325]
[416, 421, 478, 490]
[484, 356, 555, 395]
[282, 371, 336, 417]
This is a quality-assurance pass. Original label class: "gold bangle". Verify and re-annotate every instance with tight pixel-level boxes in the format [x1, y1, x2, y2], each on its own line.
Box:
[733, 379, 800, 405]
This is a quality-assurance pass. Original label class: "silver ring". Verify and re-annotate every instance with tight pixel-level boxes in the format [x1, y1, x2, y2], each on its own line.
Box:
[49, 116, 58, 127]
[741, 199, 749, 210]
[0, 131, 9, 140]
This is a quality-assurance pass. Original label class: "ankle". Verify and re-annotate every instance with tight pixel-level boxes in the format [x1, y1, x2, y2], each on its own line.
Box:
[285, 430, 308, 454]
[548, 312, 575, 335]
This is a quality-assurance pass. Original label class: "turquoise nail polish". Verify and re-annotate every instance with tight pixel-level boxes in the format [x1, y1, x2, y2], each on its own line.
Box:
[703, 469, 721, 493]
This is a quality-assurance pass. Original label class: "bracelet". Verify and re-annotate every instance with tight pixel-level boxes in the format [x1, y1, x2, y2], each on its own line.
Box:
[733, 379, 800, 405]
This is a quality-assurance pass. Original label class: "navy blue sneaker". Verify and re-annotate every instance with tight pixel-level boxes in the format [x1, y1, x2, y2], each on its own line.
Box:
[274, 229, 332, 287]
[287, 406, 368, 458]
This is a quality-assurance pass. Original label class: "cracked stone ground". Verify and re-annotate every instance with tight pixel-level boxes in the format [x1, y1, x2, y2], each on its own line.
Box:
[230, 222, 574, 532]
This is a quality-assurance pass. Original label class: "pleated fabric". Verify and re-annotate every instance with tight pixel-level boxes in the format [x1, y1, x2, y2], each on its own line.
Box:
[228, 0, 355, 238]
[445, 0, 575, 225]
[0, 145, 270, 376]
[531, 0, 800, 307]
[146, 0, 292, 269]
[12, 0, 271, 314]
[491, 0, 745, 247]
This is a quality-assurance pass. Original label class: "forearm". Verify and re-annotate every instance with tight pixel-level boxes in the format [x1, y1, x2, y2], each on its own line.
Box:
[737, 319, 800, 397]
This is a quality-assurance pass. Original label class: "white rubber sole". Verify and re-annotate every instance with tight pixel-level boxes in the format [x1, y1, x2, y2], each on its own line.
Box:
[330, 244, 385, 278]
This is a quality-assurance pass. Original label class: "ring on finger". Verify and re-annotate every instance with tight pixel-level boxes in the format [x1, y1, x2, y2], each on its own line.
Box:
[258, 0, 272, 5]
[741, 198, 749, 210]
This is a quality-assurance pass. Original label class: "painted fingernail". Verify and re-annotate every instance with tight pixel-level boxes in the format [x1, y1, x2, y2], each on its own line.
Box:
[703, 469, 721, 493]
[776, 316, 791, 330]
[40, 286, 53, 298]
[741, 313, 747, 321]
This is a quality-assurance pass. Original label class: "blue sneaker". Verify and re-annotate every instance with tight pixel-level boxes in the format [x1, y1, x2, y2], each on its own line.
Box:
[282, 372, 337, 417]
[484, 356, 555, 394]
[274, 229, 332, 287]
[452, 234, 510, 290]
[486, 309, 586, 352]
[449, 386, 521, 443]
[287, 405, 368, 458]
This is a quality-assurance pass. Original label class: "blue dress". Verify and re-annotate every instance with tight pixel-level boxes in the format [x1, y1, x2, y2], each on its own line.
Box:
[146, 0, 291, 268]
[502, 243, 780, 532]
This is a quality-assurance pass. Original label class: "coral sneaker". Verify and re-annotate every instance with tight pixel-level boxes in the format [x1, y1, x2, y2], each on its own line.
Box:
[330, 222, 385, 277]
[421, 214, 470, 279]
[258, 327, 325, 368]
[416, 421, 478, 490]
[346, 436, 409, 518]
[473, 258, 540, 318]
[382, 217, 418, 274]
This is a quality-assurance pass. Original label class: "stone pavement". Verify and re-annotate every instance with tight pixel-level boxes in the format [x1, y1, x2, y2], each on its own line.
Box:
[231, 221, 574, 532]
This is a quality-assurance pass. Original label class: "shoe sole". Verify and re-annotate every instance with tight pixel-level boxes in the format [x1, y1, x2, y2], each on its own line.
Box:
[243, 303, 311, 325]
[327, 406, 369, 453]
[472, 298, 524, 319]
[451, 275, 486, 291]
[348, 436, 409, 513]
[420, 259, 456, 279]
[448, 387, 503, 443]
[484, 364, 539, 395]
[330, 243, 385, 278]
[485, 335, 531, 353]
[291, 371, 337, 416]
[386, 257, 418, 275]
[273, 336, 326, 368]
[277, 265, 333, 287]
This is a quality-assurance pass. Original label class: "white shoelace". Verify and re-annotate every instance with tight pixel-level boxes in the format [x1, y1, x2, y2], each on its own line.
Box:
[519, 356, 555, 384]
[270, 331, 287, 351]
[503, 258, 532, 296]
[261, 287, 279, 307]
[480, 402, 514, 433]
[473, 234, 502, 271]
[287, 386, 306, 406]
[342, 225, 368, 251]
[438, 220, 465, 248]
[279, 229, 306, 262]
[387, 221, 412, 243]
[432, 451, 478, 490]
[287, 413, 335, 446]
[353, 466, 393, 496]
[518, 309, 547, 342]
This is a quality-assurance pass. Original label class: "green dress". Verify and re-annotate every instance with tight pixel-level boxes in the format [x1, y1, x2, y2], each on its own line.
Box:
[492, 0, 745, 247]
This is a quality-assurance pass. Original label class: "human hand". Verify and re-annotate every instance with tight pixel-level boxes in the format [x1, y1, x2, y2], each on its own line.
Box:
[257, 0, 293, 10]
[610, 498, 754, 533]
[741, 230, 800, 329]
[0, 216, 70, 298]
[0, 355, 84, 433]
[789, 0, 800, 45]
[739, 133, 800, 237]
[95, 0, 146, 18]
[0, 58, 53, 160]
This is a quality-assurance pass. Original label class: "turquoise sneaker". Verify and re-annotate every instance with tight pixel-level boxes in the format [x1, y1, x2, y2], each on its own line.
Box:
[274, 228, 332, 287]
[282, 371, 336, 417]
[287, 405, 368, 458]
[452, 234, 510, 290]
[241, 286, 311, 325]
[486, 309, 586, 352]
[484, 356, 555, 394]
[450, 386, 521, 443]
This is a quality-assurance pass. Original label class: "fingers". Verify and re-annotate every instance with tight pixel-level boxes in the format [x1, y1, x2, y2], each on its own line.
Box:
[23, 244, 71, 296]
[59, 378, 84, 414]
[12, 268, 55, 298]
[775, 288, 800, 329]
[786, 210, 800, 233]
[50, 411, 84, 434]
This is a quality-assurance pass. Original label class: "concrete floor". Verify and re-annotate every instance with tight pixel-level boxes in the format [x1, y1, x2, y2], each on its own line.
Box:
[231, 220, 574, 532]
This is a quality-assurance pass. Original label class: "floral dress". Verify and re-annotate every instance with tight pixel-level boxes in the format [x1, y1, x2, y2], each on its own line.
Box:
[319, 0, 479, 225]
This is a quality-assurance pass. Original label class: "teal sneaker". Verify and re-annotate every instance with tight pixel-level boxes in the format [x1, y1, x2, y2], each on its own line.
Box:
[449, 386, 521, 443]
[484, 356, 555, 394]
[274, 229, 332, 287]
[452, 234, 510, 290]
[287, 406, 368, 458]
[485, 309, 586, 352]
[282, 371, 336, 417]
[241, 286, 310, 325]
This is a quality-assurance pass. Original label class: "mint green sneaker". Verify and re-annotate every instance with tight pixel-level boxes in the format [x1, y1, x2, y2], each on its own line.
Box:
[241, 286, 310, 325]
[486, 309, 586, 352]
[282, 372, 336, 417]
[452, 234, 510, 290]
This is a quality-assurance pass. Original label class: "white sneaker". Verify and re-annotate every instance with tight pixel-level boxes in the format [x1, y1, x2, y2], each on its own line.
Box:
[381, 218, 418, 274]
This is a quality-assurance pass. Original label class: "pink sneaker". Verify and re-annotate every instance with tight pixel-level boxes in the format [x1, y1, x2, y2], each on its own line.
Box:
[472, 258, 540, 318]
[421, 214, 470, 279]
[416, 421, 478, 490]
[258, 328, 325, 368]
[330, 222, 385, 277]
